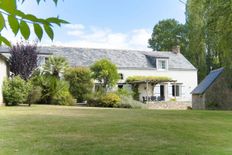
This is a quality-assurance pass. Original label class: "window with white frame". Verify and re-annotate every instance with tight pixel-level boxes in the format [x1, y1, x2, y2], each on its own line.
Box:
[172, 84, 182, 97]
[157, 59, 168, 70]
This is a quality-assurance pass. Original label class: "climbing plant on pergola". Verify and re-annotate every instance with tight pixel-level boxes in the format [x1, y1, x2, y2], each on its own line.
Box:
[126, 76, 176, 101]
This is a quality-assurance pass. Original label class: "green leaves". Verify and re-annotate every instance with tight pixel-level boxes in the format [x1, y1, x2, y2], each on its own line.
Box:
[90, 59, 119, 89]
[0, 13, 5, 31]
[53, 0, 58, 6]
[0, 36, 11, 47]
[24, 14, 37, 22]
[47, 17, 69, 26]
[21, 0, 60, 5]
[8, 15, 19, 35]
[0, 0, 17, 14]
[20, 21, 30, 40]
[33, 24, 43, 41]
[44, 24, 54, 40]
[0, 0, 68, 47]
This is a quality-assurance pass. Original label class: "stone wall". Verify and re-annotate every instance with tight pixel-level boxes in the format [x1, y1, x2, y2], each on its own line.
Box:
[192, 94, 206, 109]
[147, 101, 192, 110]
[205, 71, 232, 110]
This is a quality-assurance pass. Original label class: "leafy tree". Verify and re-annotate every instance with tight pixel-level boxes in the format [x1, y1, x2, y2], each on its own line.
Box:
[202, 0, 232, 69]
[30, 56, 73, 105]
[0, 0, 68, 46]
[186, 0, 232, 81]
[148, 19, 188, 56]
[186, 0, 207, 81]
[9, 42, 38, 80]
[43, 56, 69, 79]
[90, 59, 119, 91]
[65, 67, 93, 102]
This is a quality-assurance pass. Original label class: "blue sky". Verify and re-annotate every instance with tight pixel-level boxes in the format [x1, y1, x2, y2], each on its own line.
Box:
[4, 0, 186, 50]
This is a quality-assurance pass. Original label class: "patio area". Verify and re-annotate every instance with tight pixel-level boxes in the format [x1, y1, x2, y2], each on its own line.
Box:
[126, 76, 178, 102]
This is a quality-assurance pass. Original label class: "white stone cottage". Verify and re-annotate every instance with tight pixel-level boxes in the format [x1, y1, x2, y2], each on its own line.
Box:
[0, 46, 197, 102]
[39, 46, 198, 102]
[0, 54, 8, 105]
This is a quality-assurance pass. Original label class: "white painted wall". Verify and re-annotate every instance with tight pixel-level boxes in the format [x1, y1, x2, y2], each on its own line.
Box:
[118, 68, 198, 101]
[0, 58, 7, 105]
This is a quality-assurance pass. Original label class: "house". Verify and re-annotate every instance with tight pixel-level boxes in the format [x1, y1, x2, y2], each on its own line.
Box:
[192, 67, 232, 110]
[38, 46, 198, 102]
[0, 54, 8, 105]
[0, 45, 197, 102]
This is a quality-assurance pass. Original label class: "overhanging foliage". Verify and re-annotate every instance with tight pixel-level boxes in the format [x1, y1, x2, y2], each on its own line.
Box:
[126, 76, 173, 84]
[0, 0, 68, 46]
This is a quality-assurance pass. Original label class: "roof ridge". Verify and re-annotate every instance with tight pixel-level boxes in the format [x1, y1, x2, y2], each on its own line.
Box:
[40, 45, 175, 53]
[210, 67, 224, 73]
[192, 67, 224, 94]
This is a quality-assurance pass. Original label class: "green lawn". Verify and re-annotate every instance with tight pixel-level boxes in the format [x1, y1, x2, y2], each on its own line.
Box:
[1, 105, 232, 155]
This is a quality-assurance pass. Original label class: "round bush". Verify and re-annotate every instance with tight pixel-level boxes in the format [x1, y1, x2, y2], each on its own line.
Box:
[3, 76, 32, 106]
[100, 93, 121, 107]
[87, 93, 121, 107]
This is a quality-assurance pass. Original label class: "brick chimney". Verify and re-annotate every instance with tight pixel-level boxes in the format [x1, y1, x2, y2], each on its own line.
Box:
[172, 45, 180, 54]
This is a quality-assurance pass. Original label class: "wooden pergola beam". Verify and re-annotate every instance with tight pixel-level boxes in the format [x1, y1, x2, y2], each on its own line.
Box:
[127, 79, 177, 103]
[127, 79, 176, 84]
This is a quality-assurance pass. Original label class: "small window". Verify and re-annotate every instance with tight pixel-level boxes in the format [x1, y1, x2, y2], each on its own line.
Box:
[172, 84, 181, 97]
[157, 59, 167, 70]
[119, 73, 123, 80]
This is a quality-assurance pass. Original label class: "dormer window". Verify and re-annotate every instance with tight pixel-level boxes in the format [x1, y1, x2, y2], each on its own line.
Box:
[157, 59, 168, 70]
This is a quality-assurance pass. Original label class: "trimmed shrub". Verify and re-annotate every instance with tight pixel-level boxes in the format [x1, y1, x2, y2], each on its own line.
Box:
[100, 93, 121, 107]
[116, 87, 145, 109]
[169, 98, 177, 102]
[65, 67, 93, 102]
[87, 89, 144, 109]
[3, 76, 32, 106]
[51, 90, 74, 106]
[118, 95, 145, 109]
[87, 92, 120, 107]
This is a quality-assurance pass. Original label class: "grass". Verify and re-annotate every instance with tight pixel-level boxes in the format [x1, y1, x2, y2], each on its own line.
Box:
[1, 105, 232, 155]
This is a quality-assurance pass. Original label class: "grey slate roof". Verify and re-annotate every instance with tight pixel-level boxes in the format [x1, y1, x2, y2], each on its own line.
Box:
[38, 46, 197, 70]
[191, 67, 224, 95]
[0, 46, 51, 57]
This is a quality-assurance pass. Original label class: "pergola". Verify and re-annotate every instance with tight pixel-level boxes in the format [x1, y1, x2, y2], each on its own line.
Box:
[126, 76, 177, 102]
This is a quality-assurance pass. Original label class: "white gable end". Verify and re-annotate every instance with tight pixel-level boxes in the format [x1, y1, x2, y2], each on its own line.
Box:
[0, 56, 7, 105]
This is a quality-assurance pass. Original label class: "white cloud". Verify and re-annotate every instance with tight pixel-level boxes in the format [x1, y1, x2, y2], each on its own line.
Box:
[66, 24, 85, 36]
[129, 29, 151, 49]
[65, 24, 85, 30]
[53, 24, 152, 50]
[1, 22, 152, 51]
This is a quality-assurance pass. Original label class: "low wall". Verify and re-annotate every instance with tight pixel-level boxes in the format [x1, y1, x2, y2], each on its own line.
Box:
[147, 101, 192, 110]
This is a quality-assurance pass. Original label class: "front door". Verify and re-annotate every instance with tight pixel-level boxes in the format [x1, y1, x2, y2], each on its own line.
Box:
[160, 85, 165, 101]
